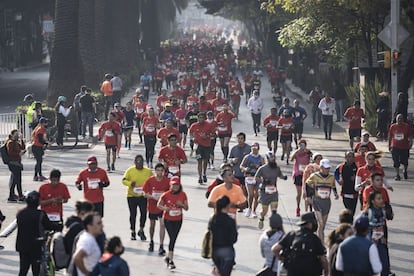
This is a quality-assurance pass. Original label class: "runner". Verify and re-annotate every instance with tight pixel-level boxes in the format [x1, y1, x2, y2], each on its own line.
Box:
[302, 152, 323, 212]
[156, 89, 169, 113]
[354, 131, 377, 152]
[263, 107, 280, 154]
[142, 163, 170, 255]
[112, 103, 125, 158]
[198, 95, 213, 113]
[205, 163, 242, 198]
[212, 92, 228, 116]
[159, 103, 176, 127]
[290, 139, 312, 217]
[75, 156, 110, 217]
[175, 102, 188, 148]
[206, 111, 218, 170]
[247, 90, 264, 136]
[229, 77, 243, 119]
[31, 117, 49, 181]
[122, 154, 153, 241]
[292, 99, 307, 149]
[215, 104, 235, 162]
[343, 100, 365, 150]
[256, 152, 287, 229]
[157, 119, 180, 147]
[122, 102, 135, 150]
[157, 176, 189, 270]
[98, 112, 121, 171]
[240, 142, 265, 218]
[142, 106, 160, 168]
[189, 112, 215, 184]
[305, 159, 339, 243]
[334, 151, 358, 215]
[133, 94, 147, 144]
[278, 109, 295, 164]
[158, 134, 187, 178]
[185, 102, 200, 157]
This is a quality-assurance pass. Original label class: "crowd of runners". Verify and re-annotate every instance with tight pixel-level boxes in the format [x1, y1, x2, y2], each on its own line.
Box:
[2, 28, 412, 276]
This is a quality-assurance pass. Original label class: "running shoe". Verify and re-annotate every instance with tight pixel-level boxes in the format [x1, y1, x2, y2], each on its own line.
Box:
[190, 150, 194, 157]
[258, 218, 264, 229]
[38, 175, 48, 181]
[107, 166, 111, 172]
[158, 246, 166, 256]
[198, 177, 203, 184]
[203, 175, 207, 183]
[168, 261, 176, 270]
[111, 164, 115, 171]
[7, 198, 17, 203]
[164, 256, 170, 266]
[251, 211, 257, 218]
[296, 208, 300, 217]
[33, 176, 39, 181]
[148, 240, 154, 252]
[137, 230, 146, 241]
[211, 165, 216, 171]
[245, 208, 251, 217]
[394, 175, 401, 181]
[17, 197, 25, 203]
[130, 231, 136, 240]
[403, 170, 408, 179]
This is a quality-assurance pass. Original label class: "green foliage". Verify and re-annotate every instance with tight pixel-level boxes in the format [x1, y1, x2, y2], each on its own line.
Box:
[345, 81, 384, 134]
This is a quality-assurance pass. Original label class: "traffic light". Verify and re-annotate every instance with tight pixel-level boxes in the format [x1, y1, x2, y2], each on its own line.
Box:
[377, 50, 391, 68]
[392, 50, 401, 67]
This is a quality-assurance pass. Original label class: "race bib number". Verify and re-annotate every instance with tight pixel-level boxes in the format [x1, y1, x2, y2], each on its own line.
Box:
[343, 194, 355, 199]
[218, 126, 228, 132]
[133, 187, 144, 196]
[245, 176, 256, 185]
[233, 90, 239, 95]
[152, 191, 163, 200]
[202, 76, 208, 79]
[394, 133, 404, 141]
[145, 126, 155, 132]
[317, 187, 331, 199]
[299, 165, 306, 172]
[372, 227, 384, 240]
[169, 208, 182, 217]
[168, 166, 179, 174]
[105, 130, 114, 137]
[179, 119, 186, 125]
[137, 108, 144, 113]
[254, 85, 260, 89]
[143, 86, 149, 90]
[282, 124, 291, 129]
[216, 106, 223, 112]
[47, 213, 61, 222]
[181, 85, 187, 89]
[295, 111, 300, 117]
[88, 180, 100, 189]
[265, 185, 277, 194]
[269, 120, 277, 126]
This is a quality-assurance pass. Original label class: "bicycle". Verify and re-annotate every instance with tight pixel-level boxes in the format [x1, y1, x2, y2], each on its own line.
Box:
[38, 229, 56, 276]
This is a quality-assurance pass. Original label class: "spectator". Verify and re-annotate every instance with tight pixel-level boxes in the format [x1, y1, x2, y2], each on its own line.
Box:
[326, 223, 353, 276]
[6, 129, 25, 202]
[309, 85, 322, 128]
[376, 92, 390, 141]
[333, 79, 346, 122]
[101, 73, 113, 120]
[111, 73, 123, 104]
[55, 96, 73, 148]
[90, 236, 129, 276]
[31, 117, 49, 181]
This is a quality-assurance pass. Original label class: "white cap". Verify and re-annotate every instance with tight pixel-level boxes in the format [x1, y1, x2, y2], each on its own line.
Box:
[362, 131, 370, 136]
[320, 159, 331, 168]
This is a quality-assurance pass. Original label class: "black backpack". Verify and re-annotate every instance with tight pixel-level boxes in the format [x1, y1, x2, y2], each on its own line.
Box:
[0, 143, 9, 165]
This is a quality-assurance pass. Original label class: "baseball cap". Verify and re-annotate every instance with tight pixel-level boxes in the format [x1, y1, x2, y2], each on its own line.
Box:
[165, 102, 172, 107]
[251, 142, 260, 149]
[353, 215, 369, 231]
[362, 131, 370, 136]
[297, 212, 317, 226]
[87, 156, 97, 164]
[39, 117, 48, 124]
[170, 176, 181, 185]
[266, 151, 274, 159]
[320, 159, 331, 168]
[312, 152, 322, 160]
[269, 212, 283, 229]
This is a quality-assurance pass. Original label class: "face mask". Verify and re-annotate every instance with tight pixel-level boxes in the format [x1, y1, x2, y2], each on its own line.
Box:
[299, 143, 305, 149]
[207, 118, 213, 123]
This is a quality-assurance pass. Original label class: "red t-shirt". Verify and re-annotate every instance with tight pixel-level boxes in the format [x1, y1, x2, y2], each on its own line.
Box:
[134, 102, 147, 118]
[32, 126, 47, 147]
[354, 153, 366, 168]
[362, 186, 390, 209]
[76, 167, 109, 203]
[112, 110, 125, 124]
[186, 96, 199, 107]
[278, 117, 294, 136]
[215, 112, 234, 135]
[344, 107, 364, 129]
[356, 164, 385, 183]
[156, 95, 170, 111]
[175, 109, 188, 126]
[199, 101, 213, 113]
[389, 122, 412, 149]
[160, 190, 187, 221]
[212, 98, 228, 115]
[142, 176, 170, 214]
[158, 145, 187, 176]
[157, 127, 181, 146]
[263, 114, 280, 133]
[39, 182, 71, 218]
[142, 116, 159, 135]
[189, 122, 214, 147]
[98, 121, 121, 145]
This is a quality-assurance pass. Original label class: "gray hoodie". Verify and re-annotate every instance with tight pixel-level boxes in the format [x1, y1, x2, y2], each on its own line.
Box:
[259, 230, 284, 272]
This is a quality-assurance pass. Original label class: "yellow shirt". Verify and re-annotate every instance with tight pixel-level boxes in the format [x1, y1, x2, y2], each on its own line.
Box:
[122, 166, 153, 197]
[306, 172, 336, 199]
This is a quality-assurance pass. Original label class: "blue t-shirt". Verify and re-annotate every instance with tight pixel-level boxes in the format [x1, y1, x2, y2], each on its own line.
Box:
[293, 106, 307, 124]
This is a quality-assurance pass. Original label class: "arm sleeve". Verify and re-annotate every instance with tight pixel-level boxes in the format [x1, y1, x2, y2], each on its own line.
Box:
[369, 244, 383, 274]
[334, 165, 340, 183]
[354, 175, 362, 192]
[335, 246, 344, 271]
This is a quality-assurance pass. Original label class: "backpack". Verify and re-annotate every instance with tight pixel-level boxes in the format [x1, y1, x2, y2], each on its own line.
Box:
[0, 142, 9, 165]
[51, 221, 80, 270]
[283, 230, 319, 272]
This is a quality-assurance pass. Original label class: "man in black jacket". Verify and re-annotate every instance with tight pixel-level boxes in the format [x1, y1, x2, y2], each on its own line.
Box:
[16, 191, 62, 276]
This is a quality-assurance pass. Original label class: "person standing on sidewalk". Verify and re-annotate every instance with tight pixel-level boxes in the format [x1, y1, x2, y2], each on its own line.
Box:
[111, 73, 123, 104]
[318, 93, 336, 140]
[6, 129, 26, 202]
[388, 113, 413, 180]
[247, 90, 264, 136]
[334, 151, 358, 215]
[333, 79, 347, 122]
[157, 176, 189, 270]
[75, 156, 110, 217]
[101, 73, 113, 120]
[122, 154, 153, 241]
[32, 117, 49, 181]
[98, 112, 121, 171]
[344, 100, 365, 150]
[55, 96, 73, 148]
[142, 163, 170, 254]
[309, 85, 322, 128]
[79, 88, 96, 140]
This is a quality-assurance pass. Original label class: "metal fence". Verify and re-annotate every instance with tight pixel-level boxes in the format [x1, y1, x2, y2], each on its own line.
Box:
[0, 113, 30, 144]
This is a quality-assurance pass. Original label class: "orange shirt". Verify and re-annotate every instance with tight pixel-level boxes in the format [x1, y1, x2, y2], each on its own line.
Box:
[212, 98, 228, 115]
[344, 107, 364, 129]
[356, 164, 384, 183]
[32, 125, 47, 147]
[39, 182, 71, 218]
[208, 183, 246, 214]
[100, 80, 113, 96]
[215, 111, 234, 135]
[134, 102, 147, 118]
[76, 168, 110, 203]
[263, 114, 280, 133]
[98, 121, 121, 145]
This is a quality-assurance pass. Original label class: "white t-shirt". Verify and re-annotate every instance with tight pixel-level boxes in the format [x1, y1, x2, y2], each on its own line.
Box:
[75, 231, 101, 276]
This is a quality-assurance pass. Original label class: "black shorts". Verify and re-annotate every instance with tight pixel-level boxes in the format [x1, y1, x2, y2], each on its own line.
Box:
[391, 148, 409, 168]
[218, 133, 232, 139]
[105, 145, 117, 152]
[305, 185, 315, 198]
[294, 175, 303, 186]
[293, 123, 303, 134]
[267, 131, 279, 142]
[93, 202, 104, 217]
[196, 145, 211, 160]
[210, 138, 217, 155]
[179, 125, 188, 134]
[280, 134, 292, 143]
[349, 128, 361, 139]
[149, 212, 163, 220]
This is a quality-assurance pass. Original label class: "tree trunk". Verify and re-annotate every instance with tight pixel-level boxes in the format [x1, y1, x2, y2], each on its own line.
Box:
[141, 0, 160, 51]
[48, 0, 83, 106]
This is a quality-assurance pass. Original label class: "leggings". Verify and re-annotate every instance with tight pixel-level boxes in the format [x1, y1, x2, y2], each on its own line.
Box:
[322, 115, 333, 138]
[32, 145, 44, 177]
[164, 219, 182, 251]
[144, 135, 156, 163]
[56, 122, 65, 146]
[19, 250, 41, 276]
[8, 163, 23, 198]
[127, 196, 147, 231]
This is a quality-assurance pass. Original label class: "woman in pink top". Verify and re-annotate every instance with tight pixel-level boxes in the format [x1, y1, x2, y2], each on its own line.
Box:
[290, 139, 312, 217]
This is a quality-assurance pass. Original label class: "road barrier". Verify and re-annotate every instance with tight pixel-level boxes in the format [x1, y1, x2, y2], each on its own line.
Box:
[0, 113, 30, 144]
